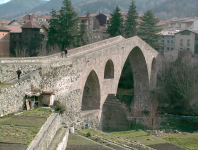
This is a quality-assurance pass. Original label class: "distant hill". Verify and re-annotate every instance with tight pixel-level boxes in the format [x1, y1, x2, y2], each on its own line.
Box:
[0, 0, 47, 19]
[0, 0, 197, 20]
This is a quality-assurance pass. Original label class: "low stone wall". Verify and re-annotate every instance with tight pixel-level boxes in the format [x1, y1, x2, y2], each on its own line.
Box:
[0, 70, 42, 116]
[27, 112, 61, 150]
[56, 129, 69, 150]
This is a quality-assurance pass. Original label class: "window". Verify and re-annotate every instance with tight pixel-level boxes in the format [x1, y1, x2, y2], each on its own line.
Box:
[171, 48, 174, 50]
[171, 40, 174, 44]
[167, 47, 169, 50]
[180, 39, 183, 46]
[187, 48, 190, 51]
[187, 39, 190, 46]
[162, 40, 164, 42]
[167, 40, 170, 43]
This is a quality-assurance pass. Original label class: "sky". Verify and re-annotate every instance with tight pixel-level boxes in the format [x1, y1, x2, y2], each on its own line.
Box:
[0, 0, 50, 5]
[0, 0, 11, 5]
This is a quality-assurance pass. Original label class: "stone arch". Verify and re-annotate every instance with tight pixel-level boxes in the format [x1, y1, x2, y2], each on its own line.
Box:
[127, 46, 150, 111]
[150, 57, 157, 90]
[104, 59, 114, 79]
[82, 70, 100, 110]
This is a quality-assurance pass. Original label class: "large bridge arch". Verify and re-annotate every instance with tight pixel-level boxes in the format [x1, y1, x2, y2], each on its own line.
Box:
[81, 70, 101, 110]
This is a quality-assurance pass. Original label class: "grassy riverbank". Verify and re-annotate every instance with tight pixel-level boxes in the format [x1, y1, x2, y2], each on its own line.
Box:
[162, 132, 198, 150]
[0, 108, 52, 148]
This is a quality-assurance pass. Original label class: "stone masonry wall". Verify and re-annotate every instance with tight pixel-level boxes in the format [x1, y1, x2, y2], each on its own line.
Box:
[0, 70, 42, 116]
[0, 63, 41, 83]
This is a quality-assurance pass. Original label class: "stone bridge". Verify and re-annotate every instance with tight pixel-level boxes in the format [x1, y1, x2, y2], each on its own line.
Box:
[0, 36, 158, 131]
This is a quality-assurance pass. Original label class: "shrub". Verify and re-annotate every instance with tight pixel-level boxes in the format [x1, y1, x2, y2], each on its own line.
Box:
[54, 101, 66, 114]
[86, 132, 92, 137]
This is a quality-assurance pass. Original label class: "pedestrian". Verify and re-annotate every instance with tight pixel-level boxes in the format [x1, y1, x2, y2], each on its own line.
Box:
[16, 69, 22, 80]
[64, 48, 68, 57]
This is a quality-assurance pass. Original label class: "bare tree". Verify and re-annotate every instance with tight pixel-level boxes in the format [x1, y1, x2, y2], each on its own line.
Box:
[14, 47, 29, 57]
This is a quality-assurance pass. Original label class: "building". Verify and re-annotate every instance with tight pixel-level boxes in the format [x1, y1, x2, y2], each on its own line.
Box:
[158, 30, 180, 51]
[3, 21, 45, 57]
[0, 25, 10, 57]
[175, 29, 198, 54]
[78, 13, 109, 43]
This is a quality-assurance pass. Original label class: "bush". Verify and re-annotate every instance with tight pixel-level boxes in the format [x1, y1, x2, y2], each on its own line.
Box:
[86, 132, 92, 137]
[54, 101, 66, 114]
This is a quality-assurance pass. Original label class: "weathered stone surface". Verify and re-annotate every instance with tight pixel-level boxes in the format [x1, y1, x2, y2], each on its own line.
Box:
[0, 36, 159, 130]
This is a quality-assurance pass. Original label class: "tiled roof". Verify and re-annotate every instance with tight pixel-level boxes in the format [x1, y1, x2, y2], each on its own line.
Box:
[0, 19, 10, 24]
[2, 25, 22, 33]
[181, 19, 198, 23]
[0, 25, 10, 31]
[21, 21, 41, 29]
[175, 29, 198, 34]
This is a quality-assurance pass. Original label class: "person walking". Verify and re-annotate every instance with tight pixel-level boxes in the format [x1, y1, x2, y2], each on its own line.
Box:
[64, 48, 68, 57]
[16, 69, 22, 80]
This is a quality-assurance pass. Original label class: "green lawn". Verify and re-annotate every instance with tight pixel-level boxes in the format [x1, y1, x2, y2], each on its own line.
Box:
[0, 108, 52, 145]
[163, 133, 198, 150]
[0, 83, 11, 88]
[110, 130, 166, 145]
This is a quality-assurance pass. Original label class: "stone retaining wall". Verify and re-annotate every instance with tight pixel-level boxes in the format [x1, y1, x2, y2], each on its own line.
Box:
[0, 70, 42, 116]
[27, 112, 61, 150]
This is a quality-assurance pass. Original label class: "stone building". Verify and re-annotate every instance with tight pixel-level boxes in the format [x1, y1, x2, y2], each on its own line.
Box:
[78, 13, 109, 43]
[175, 29, 198, 54]
[0, 25, 10, 57]
[158, 30, 180, 51]
[3, 21, 44, 57]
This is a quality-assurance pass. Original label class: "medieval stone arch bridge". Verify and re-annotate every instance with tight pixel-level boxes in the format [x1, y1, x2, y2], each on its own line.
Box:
[0, 36, 158, 131]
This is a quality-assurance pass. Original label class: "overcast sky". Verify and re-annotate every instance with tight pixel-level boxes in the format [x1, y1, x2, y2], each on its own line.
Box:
[0, 0, 50, 5]
[0, 0, 11, 5]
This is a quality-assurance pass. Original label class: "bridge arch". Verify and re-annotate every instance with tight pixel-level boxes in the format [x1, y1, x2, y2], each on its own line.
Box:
[121, 46, 150, 111]
[104, 59, 114, 79]
[81, 70, 100, 110]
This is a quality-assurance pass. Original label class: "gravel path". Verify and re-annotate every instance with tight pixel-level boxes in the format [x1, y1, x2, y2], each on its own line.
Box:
[66, 133, 113, 150]
[148, 143, 187, 150]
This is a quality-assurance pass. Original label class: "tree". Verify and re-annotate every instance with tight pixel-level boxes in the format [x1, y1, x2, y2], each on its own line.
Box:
[48, 0, 78, 50]
[106, 6, 124, 37]
[138, 10, 163, 51]
[124, 1, 138, 38]
[77, 20, 89, 46]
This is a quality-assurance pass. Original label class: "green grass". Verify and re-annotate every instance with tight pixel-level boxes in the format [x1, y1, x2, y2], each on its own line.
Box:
[110, 130, 166, 145]
[0, 83, 11, 88]
[20, 108, 52, 118]
[0, 108, 52, 145]
[163, 133, 198, 150]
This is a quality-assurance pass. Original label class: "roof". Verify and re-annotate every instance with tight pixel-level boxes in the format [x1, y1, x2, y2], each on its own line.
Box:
[25, 92, 41, 97]
[175, 29, 198, 34]
[0, 25, 10, 31]
[2, 25, 22, 33]
[159, 30, 180, 35]
[0, 19, 10, 24]
[79, 13, 105, 18]
[181, 19, 198, 23]
[21, 21, 41, 29]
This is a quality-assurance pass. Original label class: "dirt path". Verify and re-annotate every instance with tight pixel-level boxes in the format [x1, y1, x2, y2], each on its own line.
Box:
[0, 143, 27, 150]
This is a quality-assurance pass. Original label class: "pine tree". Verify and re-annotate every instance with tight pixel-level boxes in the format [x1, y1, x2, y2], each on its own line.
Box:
[106, 6, 124, 37]
[125, 1, 138, 38]
[48, 0, 78, 50]
[138, 10, 163, 51]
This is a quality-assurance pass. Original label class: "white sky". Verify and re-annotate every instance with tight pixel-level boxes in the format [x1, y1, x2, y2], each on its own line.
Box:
[0, 0, 11, 5]
[0, 0, 50, 5]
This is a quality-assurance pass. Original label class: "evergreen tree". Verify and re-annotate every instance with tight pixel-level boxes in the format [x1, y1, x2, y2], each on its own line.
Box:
[107, 6, 124, 37]
[138, 10, 163, 50]
[48, 0, 78, 50]
[125, 1, 138, 38]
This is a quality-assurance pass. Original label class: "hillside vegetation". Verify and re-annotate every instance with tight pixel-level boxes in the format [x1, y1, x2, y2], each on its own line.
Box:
[0, 0, 197, 20]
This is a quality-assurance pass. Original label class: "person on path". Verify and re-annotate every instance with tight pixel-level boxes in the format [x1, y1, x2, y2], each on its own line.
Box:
[16, 69, 22, 80]
[64, 48, 68, 57]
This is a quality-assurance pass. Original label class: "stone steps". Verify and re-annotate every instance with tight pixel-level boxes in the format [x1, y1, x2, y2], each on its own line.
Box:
[101, 94, 130, 132]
